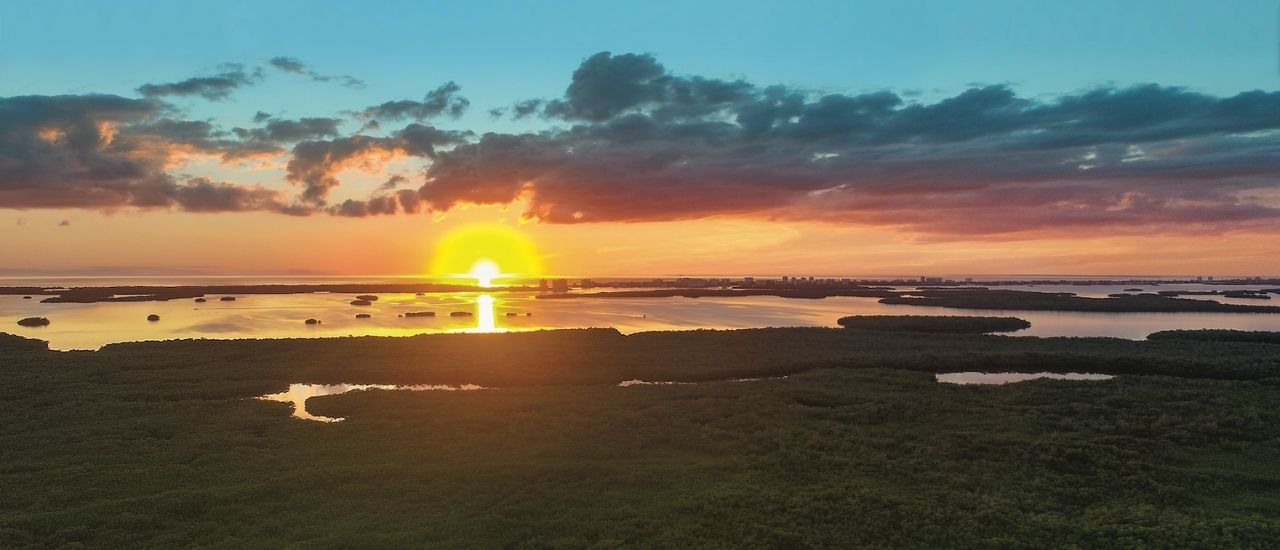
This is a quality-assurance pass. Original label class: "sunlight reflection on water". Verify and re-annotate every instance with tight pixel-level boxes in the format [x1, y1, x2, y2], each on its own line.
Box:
[4, 282, 1280, 350]
[257, 383, 485, 422]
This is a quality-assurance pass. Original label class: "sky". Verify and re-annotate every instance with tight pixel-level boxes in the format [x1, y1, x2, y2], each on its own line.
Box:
[1, 0, 1278, 277]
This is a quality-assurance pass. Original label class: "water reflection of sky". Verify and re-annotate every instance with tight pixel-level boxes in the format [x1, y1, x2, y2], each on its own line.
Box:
[3, 283, 1279, 350]
[935, 372, 1114, 385]
[258, 383, 485, 422]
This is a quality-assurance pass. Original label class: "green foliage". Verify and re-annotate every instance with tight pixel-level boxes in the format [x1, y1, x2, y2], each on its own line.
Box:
[1148, 330, 1280, 345]
[836, 315, 1030, 333]
[1, 328, 1279, 547]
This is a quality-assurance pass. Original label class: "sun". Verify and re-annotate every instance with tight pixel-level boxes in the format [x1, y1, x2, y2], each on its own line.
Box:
[429, 223, 543, 285]
[469, 260, 500, 287]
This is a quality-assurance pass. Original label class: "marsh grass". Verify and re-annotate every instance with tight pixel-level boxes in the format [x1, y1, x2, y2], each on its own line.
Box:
[1, 328, 1278, 547]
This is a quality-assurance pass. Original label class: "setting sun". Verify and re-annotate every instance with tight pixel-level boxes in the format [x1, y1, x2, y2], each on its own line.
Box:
[429, 223, 543, 284]
[469, 260, 500, 287]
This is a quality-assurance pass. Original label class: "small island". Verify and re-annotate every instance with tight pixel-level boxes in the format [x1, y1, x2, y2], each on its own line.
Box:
[837, 315, 1031, 333]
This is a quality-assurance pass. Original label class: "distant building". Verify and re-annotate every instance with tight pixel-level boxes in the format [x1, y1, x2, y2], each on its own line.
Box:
[551, 279, 569, 293]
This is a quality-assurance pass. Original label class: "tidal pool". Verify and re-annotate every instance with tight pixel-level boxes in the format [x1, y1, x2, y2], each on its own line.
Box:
[617, 377, 778, 387]
[258, 383, 485, 422]
[935, 372, 1115, 385]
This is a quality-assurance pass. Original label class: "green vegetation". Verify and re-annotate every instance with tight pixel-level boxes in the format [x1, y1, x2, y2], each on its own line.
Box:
[2, 328, 1279, 547]
[1148, 330, 1280, 345]
[837, 315, 1030, 333]
[881, 289, 1280, 313]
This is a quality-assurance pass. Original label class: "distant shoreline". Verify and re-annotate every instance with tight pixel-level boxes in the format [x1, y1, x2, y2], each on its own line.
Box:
[0, 283, 537, 303]
[541, 288, 1280, 313]
[4, 281, 1279, 311]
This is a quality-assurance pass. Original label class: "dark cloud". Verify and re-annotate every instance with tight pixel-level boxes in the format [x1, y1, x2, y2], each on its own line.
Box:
[3, 53, 1278, 237]
[268, 57, 308, 73]
[1, 94, 301, 213]
[541, 52, 752, 122]
[269, 56, 365, 88]
[510, 99, 545, 119]
[136, 64, 259, 101]
[379, 174, 408, 190]
[285, 123, 467, 205]
[166, 177, 291, 213]
[232, 117, 342, 143]
[356, 82, 470, 121]
[366, 52, 1280, 235]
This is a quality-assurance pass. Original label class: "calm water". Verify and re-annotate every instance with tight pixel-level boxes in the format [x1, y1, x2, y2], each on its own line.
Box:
[258, 383, 485, 422]
[935, 372, 1115, 385]
[4, 281, 1279, 350]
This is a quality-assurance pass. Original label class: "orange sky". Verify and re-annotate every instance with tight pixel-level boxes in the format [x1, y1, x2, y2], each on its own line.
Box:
[6, 203, 1277, 278]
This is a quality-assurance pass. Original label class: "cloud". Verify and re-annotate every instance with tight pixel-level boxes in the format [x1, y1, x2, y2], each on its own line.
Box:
[3, 52, 1278, 238]
[232, 117, 342, 143]
[0, 94, 300, 213]
[136, 64, 259, 101]
[356, 81, 470, 121]
[382, 52, 1280, 236]
[285, 123, 466, 205]
[269, 56, 365, 88]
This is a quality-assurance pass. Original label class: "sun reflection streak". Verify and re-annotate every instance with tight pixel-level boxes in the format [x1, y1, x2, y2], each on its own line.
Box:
[477, 294, 496, 332]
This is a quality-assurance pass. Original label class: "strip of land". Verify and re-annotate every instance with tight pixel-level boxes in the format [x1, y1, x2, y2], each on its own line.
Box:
[0, 283, 533, 303]
[879, 289, 1280, 313]
[536, 287, 1280, 313]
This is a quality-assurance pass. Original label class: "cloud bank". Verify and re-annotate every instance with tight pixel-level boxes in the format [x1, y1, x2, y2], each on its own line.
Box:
[2, 52, 1278, 238]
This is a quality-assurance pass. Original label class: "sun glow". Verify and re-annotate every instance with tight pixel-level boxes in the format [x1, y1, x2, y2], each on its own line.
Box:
[470, 260, 500, 287]
[430, 223, 544, 284]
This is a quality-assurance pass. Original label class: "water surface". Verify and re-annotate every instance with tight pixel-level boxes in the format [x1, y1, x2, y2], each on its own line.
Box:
[4, 282, 1278, 350]
[258, 383, 485, 422]
[935, 372, 1115, 385]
